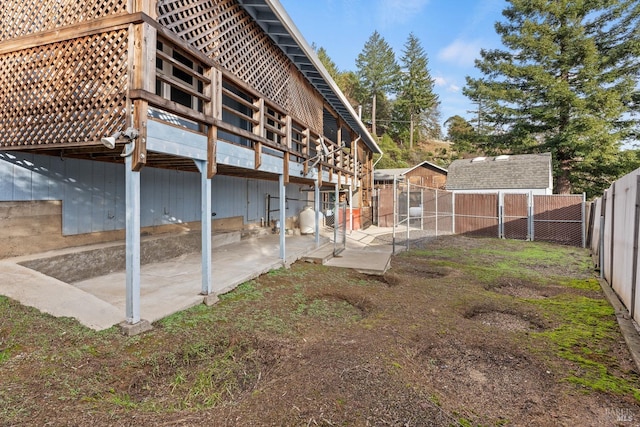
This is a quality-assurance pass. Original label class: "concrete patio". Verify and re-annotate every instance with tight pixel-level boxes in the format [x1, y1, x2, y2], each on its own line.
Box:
[0, 227, 395, 332]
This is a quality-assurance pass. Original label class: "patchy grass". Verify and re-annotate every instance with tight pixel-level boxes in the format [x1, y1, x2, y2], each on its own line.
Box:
[1, 236, 639, 426]
[529, 295, 640, 400]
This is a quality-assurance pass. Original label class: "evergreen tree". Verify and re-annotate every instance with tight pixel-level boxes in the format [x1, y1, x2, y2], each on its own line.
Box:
[313, 45, 364, 110]
[355, 31, 400, 136]
[464, 0, 640, 196]
[395, 33, 440, 147]
[314, 45, 340, 81]
[444, 115, 477, 156]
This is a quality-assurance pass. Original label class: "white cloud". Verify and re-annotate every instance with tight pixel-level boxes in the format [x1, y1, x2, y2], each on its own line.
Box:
[376, 0, 430, 27]
[438, 39, 483, 67]
[434, 76, 461, 93]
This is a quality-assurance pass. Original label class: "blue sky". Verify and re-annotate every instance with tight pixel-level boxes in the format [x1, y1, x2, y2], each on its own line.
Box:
[278, 0, 507, 133]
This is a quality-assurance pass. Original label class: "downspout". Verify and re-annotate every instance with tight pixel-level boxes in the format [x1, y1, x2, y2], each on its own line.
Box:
[351, 136, 361, 232]
[372, 150, 384, 206]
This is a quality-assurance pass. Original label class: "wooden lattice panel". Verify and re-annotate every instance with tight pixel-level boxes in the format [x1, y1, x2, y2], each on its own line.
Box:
[0, 31, 129, 148]
[1, 0, 128, 42]
[157, 0, 323, 132]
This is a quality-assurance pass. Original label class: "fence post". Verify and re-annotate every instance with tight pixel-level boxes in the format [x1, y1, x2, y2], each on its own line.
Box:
[392, 175, 397, 254]
[420, 187, 424, 231]
[608, 183, 617, 291]
[527, 191, 533, 241]
[600, 191, 607, 280]
[581, 192, 586, 248]
[452, 192, 456, 235]
[435, 189, 439, 237]
[498, 191, 504, 239]
[406, 181, 411, 251]
[530, 193, 535, 242]
[631, 176, 640, 319]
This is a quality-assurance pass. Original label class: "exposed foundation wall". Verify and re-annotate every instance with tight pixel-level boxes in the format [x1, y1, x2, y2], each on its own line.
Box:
[0, 200, 202, 259]
[0, 198, 256, 259]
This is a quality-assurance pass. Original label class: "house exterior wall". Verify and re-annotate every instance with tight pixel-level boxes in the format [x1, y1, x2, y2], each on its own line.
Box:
[0, 152, 309, 236]
[0, 0, 377, 251]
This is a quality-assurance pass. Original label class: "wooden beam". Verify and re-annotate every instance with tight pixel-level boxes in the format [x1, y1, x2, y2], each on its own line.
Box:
[212, 69, 223, 121]
[284, 115, 292, 149]
[0, 13, 145, 55]
[131, 99, 148, 171]
[208, 126, 218, 178]
[255, 98, 265, 138]
[283, 152, 290, 184]
[255, 141, 262, 170]
[133, 0, 157, 18]
[131, 23, 156, 93]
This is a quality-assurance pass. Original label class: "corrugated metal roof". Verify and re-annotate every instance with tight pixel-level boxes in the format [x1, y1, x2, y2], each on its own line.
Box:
[446, 153, 552, 191]
[374, 161, 448, 182]
[374, 168, 410, 181]
[237, 0, 381, 154]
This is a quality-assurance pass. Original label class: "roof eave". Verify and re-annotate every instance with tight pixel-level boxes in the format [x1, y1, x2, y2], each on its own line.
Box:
[237, 0, 381, 154]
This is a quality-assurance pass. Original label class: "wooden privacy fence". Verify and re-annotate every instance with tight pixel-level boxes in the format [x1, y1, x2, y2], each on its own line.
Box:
[589, 168, 640, 324]
[375, 183, 585, 248]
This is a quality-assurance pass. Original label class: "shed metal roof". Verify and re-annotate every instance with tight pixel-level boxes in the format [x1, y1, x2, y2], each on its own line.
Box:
[446, 153, 553, 191]
[237, 0, 381, 154]
[374, 160, 448, 182]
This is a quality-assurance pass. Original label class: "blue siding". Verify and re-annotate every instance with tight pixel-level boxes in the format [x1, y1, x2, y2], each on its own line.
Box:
[0, 152, 308, 235]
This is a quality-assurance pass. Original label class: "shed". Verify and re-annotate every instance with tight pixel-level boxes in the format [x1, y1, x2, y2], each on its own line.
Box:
[375, 161, 448, 189]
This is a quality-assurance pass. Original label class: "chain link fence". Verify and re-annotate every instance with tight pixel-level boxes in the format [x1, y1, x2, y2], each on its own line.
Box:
[376, 179, 585, 253]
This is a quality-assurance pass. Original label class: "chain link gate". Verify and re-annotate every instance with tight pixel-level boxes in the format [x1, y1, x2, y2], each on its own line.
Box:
[321, 197, 347, 256]
[334, 201, 347, 255]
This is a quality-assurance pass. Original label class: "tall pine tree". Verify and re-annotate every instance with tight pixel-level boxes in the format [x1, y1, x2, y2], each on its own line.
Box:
[395, 33, 440, 146]
[464, 0, 640, 196]
[355, 31, 400, 136]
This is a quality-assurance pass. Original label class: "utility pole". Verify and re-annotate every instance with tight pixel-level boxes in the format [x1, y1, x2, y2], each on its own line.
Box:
[409, 112, 414, 149]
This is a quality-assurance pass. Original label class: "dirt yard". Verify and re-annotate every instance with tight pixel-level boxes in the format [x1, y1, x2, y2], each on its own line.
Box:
[1, 235, 639, 426]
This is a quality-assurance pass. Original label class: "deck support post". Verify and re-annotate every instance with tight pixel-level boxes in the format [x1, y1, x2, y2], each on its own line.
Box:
[195, 159, 212, 295]
[279, 173, 286, 261]
[125, 146, 141, 325]
[314, 178, 320, 246]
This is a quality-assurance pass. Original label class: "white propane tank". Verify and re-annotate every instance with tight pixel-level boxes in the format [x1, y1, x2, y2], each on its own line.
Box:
[409, 206, 423, 217]
[299, 206, 315, 235]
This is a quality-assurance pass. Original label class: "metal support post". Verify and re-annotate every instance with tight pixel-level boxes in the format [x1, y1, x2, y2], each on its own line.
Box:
[406, 181, 410, 251]
[392, 175, 397, 254]
[498, 191, 504, 239]
[420, 187, 424, 231]
[314, 178, 320, 246]
[452, 192, 456, 234]
[125, 146, 141, 324]
[195, 160, 212, 295]
[581, 192, 586, 248]
[349, 183, 353, 232]
[334, 182, 339, 252]
[279, 174, 286, 261]
[435, 189, 438, 237]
